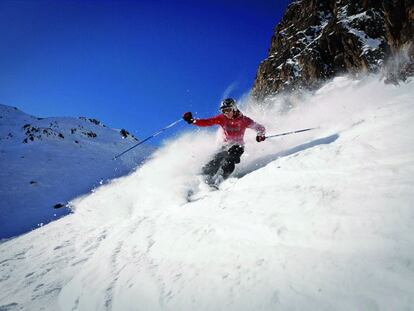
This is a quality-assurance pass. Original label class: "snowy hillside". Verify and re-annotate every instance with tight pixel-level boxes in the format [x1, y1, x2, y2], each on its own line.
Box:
[1, 75, 414, 310]
[0, 105, 153, 239]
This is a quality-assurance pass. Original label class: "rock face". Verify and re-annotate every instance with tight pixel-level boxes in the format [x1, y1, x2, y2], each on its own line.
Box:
[383, 0, 414, 52]
[383, 0, 414, 83]
[252, 0, 414, 100]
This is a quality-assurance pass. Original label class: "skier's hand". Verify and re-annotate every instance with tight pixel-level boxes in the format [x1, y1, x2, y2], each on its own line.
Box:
[183, 112, 194, 124]
[256, 134, 266, 142]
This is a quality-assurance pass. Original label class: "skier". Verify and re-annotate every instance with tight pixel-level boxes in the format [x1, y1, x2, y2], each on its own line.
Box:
[183, 98, 266, 187]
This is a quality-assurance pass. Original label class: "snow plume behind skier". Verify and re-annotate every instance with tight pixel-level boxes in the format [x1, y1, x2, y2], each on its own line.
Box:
[134, 76, 390, 204]
[183, 98, 266, 187]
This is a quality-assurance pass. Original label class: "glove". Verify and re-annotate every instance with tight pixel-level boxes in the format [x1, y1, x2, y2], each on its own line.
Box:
[183, 112, 194, 124]
[256, 135, 266, 142]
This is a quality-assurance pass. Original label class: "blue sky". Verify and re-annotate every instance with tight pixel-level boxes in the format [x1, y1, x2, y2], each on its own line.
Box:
[0, 0, 290, 142]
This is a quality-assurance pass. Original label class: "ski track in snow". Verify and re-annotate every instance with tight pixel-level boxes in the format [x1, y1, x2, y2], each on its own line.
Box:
[1, 75, 414, 310]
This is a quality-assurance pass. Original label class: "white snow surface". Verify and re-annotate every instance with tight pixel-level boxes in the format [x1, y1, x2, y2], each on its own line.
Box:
[0, 106, 153, 238]
[1, 75, 414, 310]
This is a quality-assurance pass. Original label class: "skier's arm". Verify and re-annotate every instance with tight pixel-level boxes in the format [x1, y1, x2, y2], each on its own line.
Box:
[246, 117, 266, 142]
[246, 118, 266, 135]
[183, 112, 222, 127]
[193, 115, 222, 127]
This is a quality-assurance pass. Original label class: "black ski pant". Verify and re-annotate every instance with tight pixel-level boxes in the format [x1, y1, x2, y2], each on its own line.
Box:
[202, 144, 244, 181]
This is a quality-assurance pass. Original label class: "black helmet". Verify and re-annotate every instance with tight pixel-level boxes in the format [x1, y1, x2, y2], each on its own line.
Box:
[220, 98, 237, 112]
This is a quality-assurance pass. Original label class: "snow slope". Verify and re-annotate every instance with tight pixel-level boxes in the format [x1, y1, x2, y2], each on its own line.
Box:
[1, 75, 414, 310]
[0, 105, 153, 238]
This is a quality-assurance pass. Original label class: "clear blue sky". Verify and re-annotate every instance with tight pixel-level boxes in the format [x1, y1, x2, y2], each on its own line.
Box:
[0, 0, 290, 142]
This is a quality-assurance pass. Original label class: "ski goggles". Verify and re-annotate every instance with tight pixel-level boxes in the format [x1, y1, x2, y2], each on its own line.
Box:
[221, 107, 233, 113]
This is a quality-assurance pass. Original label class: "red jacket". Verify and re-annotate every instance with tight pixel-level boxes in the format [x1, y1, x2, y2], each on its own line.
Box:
[193, 112, 265, 145]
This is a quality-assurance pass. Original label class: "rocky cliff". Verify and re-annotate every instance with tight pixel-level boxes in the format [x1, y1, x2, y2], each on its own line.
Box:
[252, 0, 414, 100]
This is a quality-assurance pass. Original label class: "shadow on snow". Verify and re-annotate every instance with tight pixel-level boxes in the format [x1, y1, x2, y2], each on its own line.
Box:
[236, 134, 339, 178]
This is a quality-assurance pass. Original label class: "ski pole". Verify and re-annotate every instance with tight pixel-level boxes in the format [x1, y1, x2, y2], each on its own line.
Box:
[112, 118, 183, 160]
[266, 127, 317, 139]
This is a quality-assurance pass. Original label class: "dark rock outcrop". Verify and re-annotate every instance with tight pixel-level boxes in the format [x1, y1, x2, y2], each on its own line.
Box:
[120, 128, 130, 138]
[252, 0, 414, 100]
[382, 0, 414, 83]
[21, 124, 66, 143]
[383, 0, 414, 51]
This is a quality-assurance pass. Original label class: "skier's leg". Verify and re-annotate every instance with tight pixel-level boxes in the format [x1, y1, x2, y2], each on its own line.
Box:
[228, 145, 244, 163]
[202, 149, 227, 182]
[221, 161, 235, 180]
[221, 145, 244, 179]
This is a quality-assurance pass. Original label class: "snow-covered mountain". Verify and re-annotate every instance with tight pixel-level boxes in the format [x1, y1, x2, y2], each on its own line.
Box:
[1, 75, 413, 310]
[252, 0, 414, 99]
[0, 104, 154, 239]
